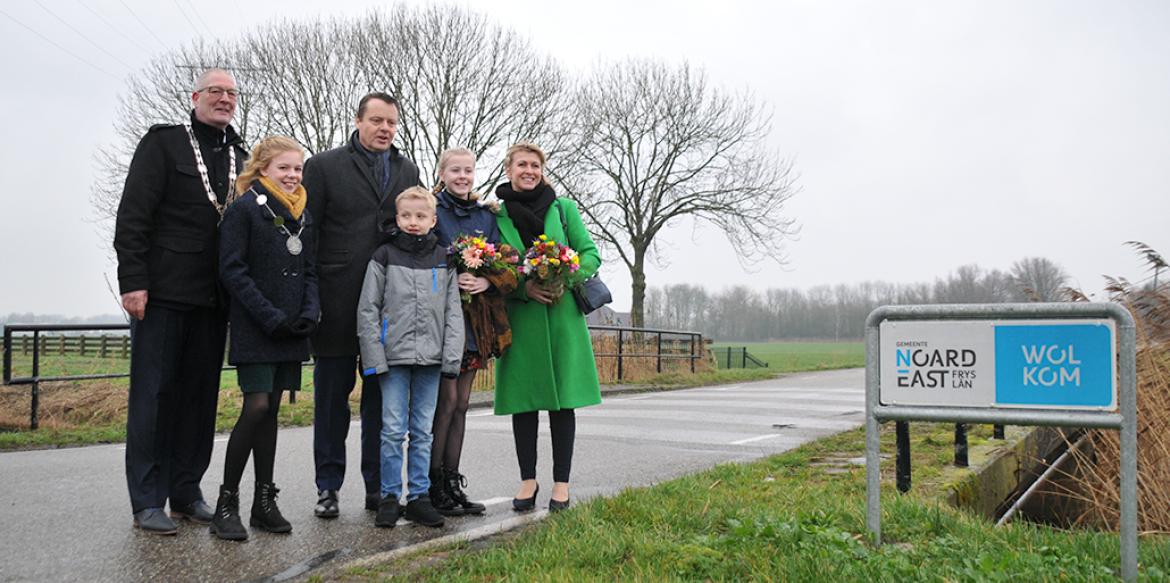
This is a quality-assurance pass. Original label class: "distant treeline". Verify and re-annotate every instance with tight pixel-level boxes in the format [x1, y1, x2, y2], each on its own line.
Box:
[0, 313, 126, 328]
[644, 258, 1071, 341]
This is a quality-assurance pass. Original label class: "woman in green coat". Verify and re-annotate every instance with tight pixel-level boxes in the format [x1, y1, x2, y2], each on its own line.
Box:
[494, 142, 602, 513]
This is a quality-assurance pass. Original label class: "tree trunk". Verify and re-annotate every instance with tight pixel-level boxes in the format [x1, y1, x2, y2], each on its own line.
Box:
[630, 251, 647, 328]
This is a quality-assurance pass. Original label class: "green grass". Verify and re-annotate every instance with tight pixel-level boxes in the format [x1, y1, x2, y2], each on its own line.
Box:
[343, 423, 1170, 582]
[712, 340, 865, 373]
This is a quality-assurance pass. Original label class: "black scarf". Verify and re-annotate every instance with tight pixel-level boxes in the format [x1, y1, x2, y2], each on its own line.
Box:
[389, 229, 437, 255]
[351, 131, 391, 193]
[496, 181, 556, 247]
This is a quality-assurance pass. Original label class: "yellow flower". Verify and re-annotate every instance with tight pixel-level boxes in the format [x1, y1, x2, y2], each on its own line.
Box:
[550, 258, 560, 266]
[529, 258, 539, 266]
[538, 234, 548, 241]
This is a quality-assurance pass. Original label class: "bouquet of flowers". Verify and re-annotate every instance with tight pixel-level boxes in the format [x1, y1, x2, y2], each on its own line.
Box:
[449, 233, 520, 303]
[519, 234, 580, 301]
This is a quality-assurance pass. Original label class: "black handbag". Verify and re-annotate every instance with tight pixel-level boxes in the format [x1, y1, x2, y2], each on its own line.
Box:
[557, 201, 613, 315]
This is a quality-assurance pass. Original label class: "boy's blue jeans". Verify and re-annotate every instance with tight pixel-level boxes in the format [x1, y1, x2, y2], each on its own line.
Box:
[378, 365, 441, 501]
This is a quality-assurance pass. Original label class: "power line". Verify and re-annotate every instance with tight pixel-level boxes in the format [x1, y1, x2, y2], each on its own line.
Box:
[118, 0, 169, 51]
[170, 0, 202, 38]
[179, 0, 215, 38]
[0, 6, 120, 80]
[76, 0, 155, 55]
[32, 0, 135, 71]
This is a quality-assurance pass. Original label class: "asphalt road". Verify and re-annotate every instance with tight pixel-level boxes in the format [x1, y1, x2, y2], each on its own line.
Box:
[0, 368, 864, 582]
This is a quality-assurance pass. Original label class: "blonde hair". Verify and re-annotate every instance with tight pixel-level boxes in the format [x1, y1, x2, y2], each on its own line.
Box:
[433, 147, 480, 201]
[503, 142, 550, 187]
[396, 186, 437, 211]
[235, 136, 304, 201]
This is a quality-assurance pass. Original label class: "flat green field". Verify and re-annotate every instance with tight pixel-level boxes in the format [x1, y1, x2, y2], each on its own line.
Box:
[711, 341, 864, 373]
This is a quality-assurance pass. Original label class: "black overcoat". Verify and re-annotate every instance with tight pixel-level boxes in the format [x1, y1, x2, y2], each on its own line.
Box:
[114, 112, 248, 307]
[302, 133, 421, 357]
[218, 182, 320, 364]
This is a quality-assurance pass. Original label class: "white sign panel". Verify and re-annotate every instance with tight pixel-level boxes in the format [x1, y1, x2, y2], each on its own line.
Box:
[879, 319, 1117, 410]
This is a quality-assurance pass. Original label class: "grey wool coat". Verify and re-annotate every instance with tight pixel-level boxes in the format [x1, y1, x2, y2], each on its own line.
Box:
[302, 133, 421, 357]
[356, 231, 463, 377]
[218, 182, 320, 364]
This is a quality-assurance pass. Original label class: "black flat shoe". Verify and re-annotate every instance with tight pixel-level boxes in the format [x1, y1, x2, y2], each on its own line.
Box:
[512, 483, 539, 512]
[549, 497, 570, 513]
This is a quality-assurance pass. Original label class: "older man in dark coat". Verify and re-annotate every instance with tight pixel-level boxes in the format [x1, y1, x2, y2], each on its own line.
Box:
[114, 68, 247, 534]
[303, 92, 421, 517]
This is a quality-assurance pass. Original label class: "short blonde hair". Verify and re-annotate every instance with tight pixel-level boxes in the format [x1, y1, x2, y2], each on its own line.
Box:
[395, 186, 437, 211]
[504, 142, 550, 187]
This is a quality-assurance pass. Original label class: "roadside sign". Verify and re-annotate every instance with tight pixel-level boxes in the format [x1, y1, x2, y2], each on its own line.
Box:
[864, 303, 1137, 582]
[879, 319, 1116, 410]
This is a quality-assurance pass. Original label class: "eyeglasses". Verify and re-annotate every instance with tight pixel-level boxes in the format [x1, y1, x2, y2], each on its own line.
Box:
[197, 86, 240, 98]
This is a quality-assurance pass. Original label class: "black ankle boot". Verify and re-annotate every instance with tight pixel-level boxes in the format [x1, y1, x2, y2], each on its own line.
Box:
[210, 485, 247, 541]
[429, 468, 463, 516]
[250, 482, 292, 534]
[445, 468, 486, 515]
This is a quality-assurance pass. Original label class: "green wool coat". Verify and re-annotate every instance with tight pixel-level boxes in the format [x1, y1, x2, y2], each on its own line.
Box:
[493, 197, 603, 415]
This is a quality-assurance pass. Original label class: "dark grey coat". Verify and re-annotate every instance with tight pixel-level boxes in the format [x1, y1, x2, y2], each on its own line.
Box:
[303, 133, 421, 357]
[219, 182, 320, 364]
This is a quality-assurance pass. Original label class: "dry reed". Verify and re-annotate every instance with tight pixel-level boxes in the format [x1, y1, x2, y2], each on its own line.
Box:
[1054, 242, 1170, 532]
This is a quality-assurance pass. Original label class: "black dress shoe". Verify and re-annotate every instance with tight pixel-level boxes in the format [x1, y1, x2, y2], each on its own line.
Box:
[374, 496, 400, 528]
[549, 497, 571, 513]
[315, 490, 339, 518]
[133, 508, 178, 535]
[171, 499, 213, 524]
[404, 496, 445, 528]
[512, 483, 539, 512]
[365, 492, 380, 512]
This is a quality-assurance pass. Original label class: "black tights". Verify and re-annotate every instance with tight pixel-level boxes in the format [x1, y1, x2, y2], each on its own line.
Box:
[512, 409, 575, 483]
[431, 370, 476, 473]
[223, 391, 282, 490]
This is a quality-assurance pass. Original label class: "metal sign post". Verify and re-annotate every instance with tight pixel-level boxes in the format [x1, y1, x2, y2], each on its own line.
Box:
[864, 303, 1137, 581]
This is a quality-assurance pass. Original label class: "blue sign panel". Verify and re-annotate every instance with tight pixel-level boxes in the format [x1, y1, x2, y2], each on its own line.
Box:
[994, 323, 1115, 408]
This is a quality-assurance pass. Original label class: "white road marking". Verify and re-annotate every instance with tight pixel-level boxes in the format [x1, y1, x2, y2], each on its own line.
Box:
[730, 433, 784, 445]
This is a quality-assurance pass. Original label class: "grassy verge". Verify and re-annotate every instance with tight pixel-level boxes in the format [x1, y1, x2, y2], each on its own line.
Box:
[342, 423, 1170, 581]
[712, 340, 864, 373]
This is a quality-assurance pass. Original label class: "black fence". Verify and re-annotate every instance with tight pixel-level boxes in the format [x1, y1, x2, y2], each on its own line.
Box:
[710, 346, 769, 369]
[3, 322, 707, 430]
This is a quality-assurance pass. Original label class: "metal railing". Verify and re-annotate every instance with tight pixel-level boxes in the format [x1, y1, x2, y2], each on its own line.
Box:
[588, 325, 705, 380]
[4, 322, 706, 430]
[2, 323, 311, 430]
[710, 346, 769, 369]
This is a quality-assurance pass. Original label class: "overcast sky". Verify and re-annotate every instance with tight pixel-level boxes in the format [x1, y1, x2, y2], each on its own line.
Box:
[2, 0, 1167, 318]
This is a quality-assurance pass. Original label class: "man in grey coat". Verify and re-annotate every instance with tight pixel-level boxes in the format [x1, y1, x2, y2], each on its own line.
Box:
[302, 92, 422, 517]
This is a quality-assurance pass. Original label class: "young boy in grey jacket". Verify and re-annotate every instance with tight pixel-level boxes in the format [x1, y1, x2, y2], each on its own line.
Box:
[357, 186, 464, 528]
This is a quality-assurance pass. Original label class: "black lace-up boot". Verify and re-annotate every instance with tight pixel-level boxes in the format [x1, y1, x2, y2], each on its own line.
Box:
[209, 485, 247, 541]
[445, 468, 486, 515]
[250, 482, 292, 534]
[429, 468, 463, 517]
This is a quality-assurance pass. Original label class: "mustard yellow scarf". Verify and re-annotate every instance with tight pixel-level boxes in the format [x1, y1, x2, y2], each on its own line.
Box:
[258, 177, 307, 219]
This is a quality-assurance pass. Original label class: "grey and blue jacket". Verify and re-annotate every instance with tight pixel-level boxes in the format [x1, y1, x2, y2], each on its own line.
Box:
[357, 230, 463, 377]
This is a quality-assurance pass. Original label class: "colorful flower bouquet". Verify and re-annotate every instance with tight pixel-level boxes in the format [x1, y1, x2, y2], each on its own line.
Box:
[449, 233, 521, 303]
[519, 234, 581, 301]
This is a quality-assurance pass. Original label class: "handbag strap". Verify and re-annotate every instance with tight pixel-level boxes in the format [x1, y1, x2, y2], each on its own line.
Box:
[555, 198, 572, 249]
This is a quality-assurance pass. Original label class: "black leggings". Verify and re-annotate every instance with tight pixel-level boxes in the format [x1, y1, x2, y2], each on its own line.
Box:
[431, 370, 476, 473]
[512, 409, 575, 483]
[223, 391, 282, 490]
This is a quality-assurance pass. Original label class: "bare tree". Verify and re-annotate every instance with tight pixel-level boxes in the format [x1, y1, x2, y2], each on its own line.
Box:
[1009, 257, 1069, 301]
[554, 59, 799, 327]
[91, 7, 571, 247]
[356, 5, 570, 189]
